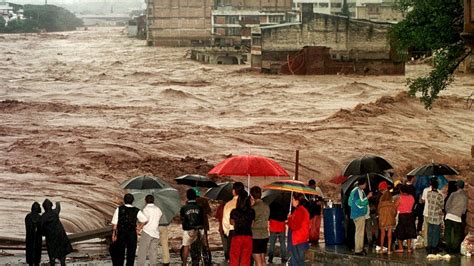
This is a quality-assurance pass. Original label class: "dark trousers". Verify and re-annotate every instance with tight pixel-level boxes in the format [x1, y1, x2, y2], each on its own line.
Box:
[445, 219, 462, 253]
[114, 233, 137, 266]
[48, 257, 65, 266]
[289, 243, 306, 266]
[427, 224, 440, 253]
[220, 232, 230, 260]
[415, 203, 424, 233]
[268, 232, 287, 261]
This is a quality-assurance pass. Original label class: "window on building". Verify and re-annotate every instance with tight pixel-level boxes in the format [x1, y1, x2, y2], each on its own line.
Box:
[226, 16, 239, 24]
[227, 27, 241, 36]
[319, 3, 329, 8]
[252, 37, 261, 46]
[332, 3, 342, 8]
[269, 15, 284, 23]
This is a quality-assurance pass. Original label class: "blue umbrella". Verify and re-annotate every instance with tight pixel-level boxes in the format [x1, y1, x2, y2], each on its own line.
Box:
[413, 175, 448, 197]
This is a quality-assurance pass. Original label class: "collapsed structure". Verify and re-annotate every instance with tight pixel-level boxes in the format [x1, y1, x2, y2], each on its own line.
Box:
[251, 4, 404, 75]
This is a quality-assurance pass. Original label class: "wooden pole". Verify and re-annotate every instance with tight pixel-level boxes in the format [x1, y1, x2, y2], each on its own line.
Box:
[295, 150, 299, 180]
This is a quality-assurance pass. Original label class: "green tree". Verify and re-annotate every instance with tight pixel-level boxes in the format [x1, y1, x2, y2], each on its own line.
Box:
[390, 0, 472, 108]
[0, 4, 83, 33]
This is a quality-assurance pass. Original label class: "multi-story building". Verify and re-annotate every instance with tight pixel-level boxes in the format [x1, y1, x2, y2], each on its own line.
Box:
[292, 0, 403, 22]
[212, 0, 294, 46]
[146, 0, 213, 47]
[293, 0, 357, 17]
[146, 0, 293, 47]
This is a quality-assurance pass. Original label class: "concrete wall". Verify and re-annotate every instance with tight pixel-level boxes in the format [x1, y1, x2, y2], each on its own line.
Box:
[261, 13, 392, 58]
[468, 145, 474, 234]
[356, 4, 404, 22]
[215, 0, 293, 11]
[147, 0, 213, 46]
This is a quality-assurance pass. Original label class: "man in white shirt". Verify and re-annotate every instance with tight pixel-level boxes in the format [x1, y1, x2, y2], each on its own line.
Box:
[137, 194, 163, 266]
[111, 193, 148, 266]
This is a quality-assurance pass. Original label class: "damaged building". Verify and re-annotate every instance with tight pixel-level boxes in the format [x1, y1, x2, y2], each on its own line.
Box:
[146, 0, 295, 47]
[251, 4, 405, 75]
[146, 0, 213, 46]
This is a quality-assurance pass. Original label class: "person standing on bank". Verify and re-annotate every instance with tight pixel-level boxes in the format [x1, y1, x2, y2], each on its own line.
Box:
[180, 189, 204, 266]
[267, 199, 288, 264]
[425, 180, 444, 254]
[250, 186, 270, 266]
[136, 195, 162, 266]
[394, 185, 417, 253]
[349, 178, 373, 255]
[307, 179, 324, 244]
[287, 192, 310, 265]
[223, 182, 245, 257]
[444, 180, 468, 254]
[229, 190, 255, 266]
[194, 188, 212, 265]
[111, 193, 148, 266]
[41, 199, 73, 266]
[25, 202, 42, 266]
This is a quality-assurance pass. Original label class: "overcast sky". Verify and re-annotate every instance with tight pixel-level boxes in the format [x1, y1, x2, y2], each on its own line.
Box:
[8, 0, 145, 13]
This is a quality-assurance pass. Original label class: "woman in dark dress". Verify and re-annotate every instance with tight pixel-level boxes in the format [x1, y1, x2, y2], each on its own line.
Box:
[25, 202, 42, 266]
[229, 191, 255, 266]
[41, 199, 73, 266]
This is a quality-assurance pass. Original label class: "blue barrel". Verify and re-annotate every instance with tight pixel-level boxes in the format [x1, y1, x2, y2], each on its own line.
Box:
[323, 207, 345, 245]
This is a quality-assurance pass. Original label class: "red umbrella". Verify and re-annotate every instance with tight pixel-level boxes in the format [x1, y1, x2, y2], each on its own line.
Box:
[329, 175, 348, 184]
[208, 155, 290, 188]
[209, 155, 289, 177]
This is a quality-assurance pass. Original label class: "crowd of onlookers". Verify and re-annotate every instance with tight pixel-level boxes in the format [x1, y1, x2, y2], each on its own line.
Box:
[24, 175, 467, 265]
[347, 175, 468, 256]
[25, 179, 324, 266]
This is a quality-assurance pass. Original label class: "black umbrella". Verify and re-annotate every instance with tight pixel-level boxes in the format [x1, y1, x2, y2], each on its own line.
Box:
[342, 155, 393, 176]
[130, 188, 180, 226]
[120, 175, 171, 190]
[341, 173, 393, 195]
[262, 189, 290, 221]
[407, 163, 459, 176]
[175, 174, 218, 188]
[204, 182, 234, 202]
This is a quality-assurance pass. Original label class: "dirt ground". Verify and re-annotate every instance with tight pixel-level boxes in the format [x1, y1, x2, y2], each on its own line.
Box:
[0, 27, 473, 245]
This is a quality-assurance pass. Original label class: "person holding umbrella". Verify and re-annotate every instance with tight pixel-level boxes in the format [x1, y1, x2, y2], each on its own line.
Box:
[287, 192, 310, 265]
[348, 177, 373, 255]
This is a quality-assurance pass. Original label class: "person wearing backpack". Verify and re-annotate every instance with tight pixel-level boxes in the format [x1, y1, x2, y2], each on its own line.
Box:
[111, 193, 148, 266]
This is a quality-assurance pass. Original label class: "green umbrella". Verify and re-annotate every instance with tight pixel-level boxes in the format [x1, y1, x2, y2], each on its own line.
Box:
[130, 187, 181, 226]
[121, 175, 172, 190]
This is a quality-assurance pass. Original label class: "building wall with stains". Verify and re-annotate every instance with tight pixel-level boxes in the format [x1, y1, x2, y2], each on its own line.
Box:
[254, 10, 404, 74]
[147, 0, 213, 47]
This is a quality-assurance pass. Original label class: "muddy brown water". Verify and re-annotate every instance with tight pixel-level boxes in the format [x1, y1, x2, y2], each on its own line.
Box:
[0, 27, 473, 243]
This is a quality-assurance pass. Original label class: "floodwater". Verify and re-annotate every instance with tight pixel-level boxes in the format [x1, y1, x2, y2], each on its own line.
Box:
[0, 27, 473, 244]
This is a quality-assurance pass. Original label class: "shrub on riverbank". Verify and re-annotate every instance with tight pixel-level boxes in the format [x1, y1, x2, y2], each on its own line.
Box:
[0, 4, 83, 33]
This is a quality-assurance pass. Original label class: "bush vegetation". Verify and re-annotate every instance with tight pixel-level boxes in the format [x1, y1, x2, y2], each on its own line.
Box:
[0, 4, 83, 33]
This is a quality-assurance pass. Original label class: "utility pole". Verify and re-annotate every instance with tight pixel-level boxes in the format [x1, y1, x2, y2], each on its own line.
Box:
[45, 0, 48, 5]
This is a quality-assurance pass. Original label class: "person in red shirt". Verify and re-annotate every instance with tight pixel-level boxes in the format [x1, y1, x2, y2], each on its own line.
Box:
[287, 193, 310, 266]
